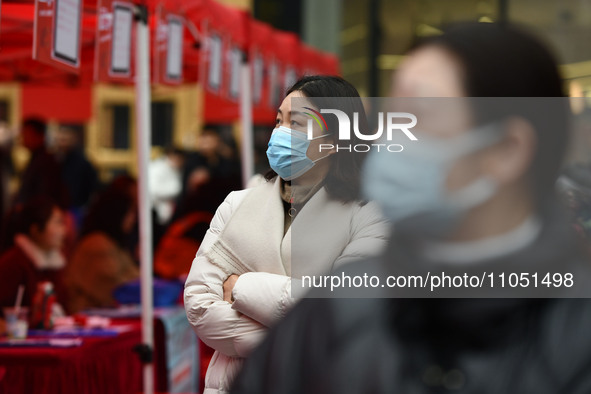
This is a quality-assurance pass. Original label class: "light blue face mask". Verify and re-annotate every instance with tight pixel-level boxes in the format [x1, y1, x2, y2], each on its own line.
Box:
[361, 123, 504, 237]
[267, 126, 332, 181]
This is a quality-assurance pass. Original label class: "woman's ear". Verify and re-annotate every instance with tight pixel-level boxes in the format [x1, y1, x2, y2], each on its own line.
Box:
[484, 117, 536, 185]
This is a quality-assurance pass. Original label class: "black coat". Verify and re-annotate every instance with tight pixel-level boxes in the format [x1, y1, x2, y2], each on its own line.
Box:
[59, 150, 98, 208]
[232, 206, 591, 394]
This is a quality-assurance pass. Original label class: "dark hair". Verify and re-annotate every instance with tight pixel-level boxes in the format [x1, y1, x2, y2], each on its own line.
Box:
[412, 23, 564, 98]
[22, 118, 47, 136]
[265, 75, 369, 203]
[411, 22, 569, 206]
[81, 175, 137, 247]
[1, 196, 58, 250]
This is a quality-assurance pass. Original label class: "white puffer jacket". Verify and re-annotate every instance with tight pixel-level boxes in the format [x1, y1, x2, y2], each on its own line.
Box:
[184, 179, 389, 393]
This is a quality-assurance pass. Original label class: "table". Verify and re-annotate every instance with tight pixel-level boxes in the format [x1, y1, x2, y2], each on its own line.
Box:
[0, 323, 143, 394]
[0, 306, 198, 394]
[97, 306, 199, 393]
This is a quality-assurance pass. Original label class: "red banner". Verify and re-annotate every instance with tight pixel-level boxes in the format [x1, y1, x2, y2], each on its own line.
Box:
[154, 6, 185, 85]
[33, 0, 82, 73]
[249, 19, 275, 124]
[95, 0, 135, 83]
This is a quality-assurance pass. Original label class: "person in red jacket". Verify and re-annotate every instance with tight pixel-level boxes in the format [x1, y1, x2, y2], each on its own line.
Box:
[0, 196, 67, 314]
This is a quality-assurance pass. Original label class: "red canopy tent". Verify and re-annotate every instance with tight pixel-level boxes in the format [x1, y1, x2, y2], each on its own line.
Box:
[248, 18, 275, 124]
[1, 2, 96, 121]
[0, 0, 205, 121]
[0, 0, 340, 124]
[184, 0, 249, 123]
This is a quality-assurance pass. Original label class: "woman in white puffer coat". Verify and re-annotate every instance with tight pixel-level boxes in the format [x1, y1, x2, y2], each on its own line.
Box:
[184, 75, 389, 394]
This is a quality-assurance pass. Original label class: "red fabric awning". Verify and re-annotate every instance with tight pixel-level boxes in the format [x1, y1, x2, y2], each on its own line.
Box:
[0, 0, 340, 124]
[249, 19, 275, 124]
[21, 85, 92, 122]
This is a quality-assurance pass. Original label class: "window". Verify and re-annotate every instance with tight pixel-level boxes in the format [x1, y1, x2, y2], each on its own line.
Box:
[99, 103, 131, 150]
[152, 101, 174, 147]
[0, 100, 10, 123]
[112, 104, 131, 149]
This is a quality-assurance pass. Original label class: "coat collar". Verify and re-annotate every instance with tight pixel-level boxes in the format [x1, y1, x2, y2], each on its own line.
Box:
[15, 234, 65, 270]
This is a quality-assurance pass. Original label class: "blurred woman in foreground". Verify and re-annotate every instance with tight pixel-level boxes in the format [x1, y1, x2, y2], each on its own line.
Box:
[232, 23, 591, 394]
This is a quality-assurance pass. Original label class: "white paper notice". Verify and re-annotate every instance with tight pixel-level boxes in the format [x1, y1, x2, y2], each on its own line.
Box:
[208, 34, 222, 91]
[268, 61, 279, 107]
[229, 47, 242, 98]
[53, 0, 81, 65]
[166, 17, 183, 80]
[253, 53, 263, 104]
[111, 5, 133, 75]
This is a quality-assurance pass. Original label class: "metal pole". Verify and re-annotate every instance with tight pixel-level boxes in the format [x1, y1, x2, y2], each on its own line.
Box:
[134, 5, 154, 394]
[240, 53, 254, 187]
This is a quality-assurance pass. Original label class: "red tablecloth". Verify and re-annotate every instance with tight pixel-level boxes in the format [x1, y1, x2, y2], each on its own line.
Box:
[0, 324, 143, 394]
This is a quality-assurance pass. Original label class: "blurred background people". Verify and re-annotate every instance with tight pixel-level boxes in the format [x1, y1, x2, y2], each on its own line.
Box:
[0, 122, 15, 231]
[231, 23, 591, 394]
[52, 125, 98, 219]
[154, 179, 232, 281]
[182, 125, 240, 196]
[14, 118, 69, 209]
[0, 196, 67, 311]
[64, 175, 139, 314]
[148, 147, 184, 226]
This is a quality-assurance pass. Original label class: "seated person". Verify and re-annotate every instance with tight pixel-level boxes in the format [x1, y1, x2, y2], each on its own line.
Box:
[65, 177, 139, 313]
[0, 197, 67, 312]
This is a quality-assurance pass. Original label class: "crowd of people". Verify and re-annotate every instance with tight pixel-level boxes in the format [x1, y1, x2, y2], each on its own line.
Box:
[0, 119, 240, 328]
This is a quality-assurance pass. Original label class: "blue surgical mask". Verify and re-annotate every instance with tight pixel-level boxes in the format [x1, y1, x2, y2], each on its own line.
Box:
[267, 126, 331, 181]
[361, 123, 503, 237]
